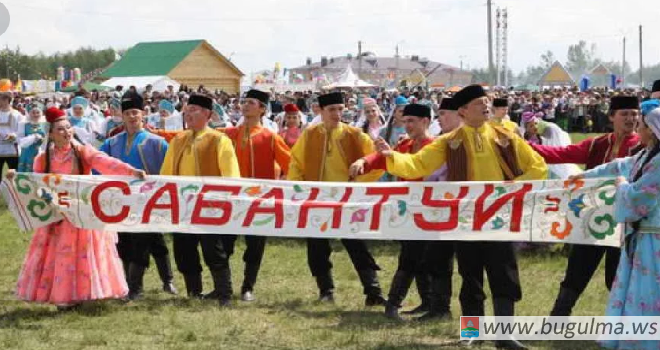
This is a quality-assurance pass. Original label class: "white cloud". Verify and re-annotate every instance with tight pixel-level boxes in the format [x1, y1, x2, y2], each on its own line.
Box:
[1, 0, 659, 76]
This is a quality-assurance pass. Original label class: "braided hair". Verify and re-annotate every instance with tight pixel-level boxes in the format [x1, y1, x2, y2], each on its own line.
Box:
[44, 129, 85, 175]
[629, 142, 660, 232]
[626, 117, 660, 257]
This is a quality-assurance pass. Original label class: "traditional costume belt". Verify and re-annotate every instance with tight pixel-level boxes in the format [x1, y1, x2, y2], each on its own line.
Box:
[637, 225, 660, 233]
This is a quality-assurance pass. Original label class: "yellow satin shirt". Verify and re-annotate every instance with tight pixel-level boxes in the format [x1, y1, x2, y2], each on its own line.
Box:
[160, 127, 240, 178]
[385, 123, 547, 181]
[288, 123, 384, 182]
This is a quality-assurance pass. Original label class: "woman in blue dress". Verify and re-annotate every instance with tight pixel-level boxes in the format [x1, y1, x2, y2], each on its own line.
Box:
[17, 105, 46, 172]
[573, 107, 660, 350]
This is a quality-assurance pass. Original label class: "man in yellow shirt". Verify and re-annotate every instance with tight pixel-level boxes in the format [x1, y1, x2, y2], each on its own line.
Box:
[160, 93, 240, 306]
[288, 92, 386, 305]
[376, 85, 546, 349]
[490, 97, 522, 136]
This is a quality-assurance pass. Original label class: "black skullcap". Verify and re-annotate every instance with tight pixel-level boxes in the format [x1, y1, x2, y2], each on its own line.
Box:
[652, 80, 660, 93]
[121, 91, 144, 112]
[246, 89, 270, 105]
[402, 103, 431, 118]
[453, 85, 487, 109]
[609, 96, 639, 111]
[318, 92, 344, 108]
[439, 97, 457, 111]
[493, 98, 508, 108]
[188, 93, 213, 110]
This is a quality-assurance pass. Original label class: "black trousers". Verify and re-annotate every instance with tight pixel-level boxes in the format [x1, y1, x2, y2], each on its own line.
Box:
[130, 232, 170, 268]
[307, 238, 379, 277]
[172, 234, 234, 275]
[559, 244, 620, 294]
[0, 156, 18, 171]
[396, 240, 426, 273]
[220, 235, 267, 292]
[455, 241, 521, 310]
[422, 241, 455, 291]
[117, 232, 133, 266]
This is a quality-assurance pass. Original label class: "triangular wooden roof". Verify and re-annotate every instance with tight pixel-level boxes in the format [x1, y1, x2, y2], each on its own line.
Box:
[538, 61, 575, 85]
[589, 63, 611, 75]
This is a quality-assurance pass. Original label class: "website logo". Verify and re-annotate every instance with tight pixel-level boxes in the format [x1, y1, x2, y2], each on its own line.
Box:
[461, 316, 480, 338]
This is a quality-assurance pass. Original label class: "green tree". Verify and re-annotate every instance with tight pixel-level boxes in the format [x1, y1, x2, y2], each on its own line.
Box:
[0, 46, 116, 80]
[566, 40, 596, 77]
[540, 50, 556, 69]
[470, 68, 490, 84]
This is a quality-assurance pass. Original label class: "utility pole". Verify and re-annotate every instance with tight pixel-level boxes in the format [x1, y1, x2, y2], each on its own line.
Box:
[358, 41, 362, 78]
[622, 37, 626, 86]
[395, 44, 399, 86]
[638, 25, 643, 88]
[487, 0, 494, 86]
[495, 7, 501, 87]
[502, 8, 509, 87]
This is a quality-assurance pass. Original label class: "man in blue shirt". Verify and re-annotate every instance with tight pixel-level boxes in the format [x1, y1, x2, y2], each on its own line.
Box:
[100, 91, 176, 300]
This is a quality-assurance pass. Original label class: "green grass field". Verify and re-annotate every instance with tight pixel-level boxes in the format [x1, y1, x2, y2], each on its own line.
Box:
[0, 133, 610, 350]
[569, 133, 601, 144]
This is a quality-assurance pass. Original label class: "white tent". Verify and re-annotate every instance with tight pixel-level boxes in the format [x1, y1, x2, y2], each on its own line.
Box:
[324, 65, 376, 89]
[100, 76, 180, 92]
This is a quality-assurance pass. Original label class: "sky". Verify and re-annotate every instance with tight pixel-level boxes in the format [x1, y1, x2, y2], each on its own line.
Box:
[1, 0, 659, 76]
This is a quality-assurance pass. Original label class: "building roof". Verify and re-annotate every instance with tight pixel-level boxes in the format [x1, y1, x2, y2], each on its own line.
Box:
[291, 56, 465, 73]
[589, 63, 611, 75]
[102, 39, 243, 77]
[538, 61, 575, 85]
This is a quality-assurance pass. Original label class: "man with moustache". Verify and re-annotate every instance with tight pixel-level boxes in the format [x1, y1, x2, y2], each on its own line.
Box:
[530, 95, 642, 317]
[375, 85, 547, 349]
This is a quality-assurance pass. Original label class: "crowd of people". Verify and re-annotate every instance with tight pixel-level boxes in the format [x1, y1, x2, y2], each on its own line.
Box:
[2, 79, 660, 350]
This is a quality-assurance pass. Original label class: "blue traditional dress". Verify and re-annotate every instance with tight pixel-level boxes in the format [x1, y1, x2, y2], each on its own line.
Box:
[99, 129, 168, 175]
[147, 112, 183, 131]
[103, 116, 124, 138]
[68, 114, 100, 146]
[582, 148, 660, 350]
[68, 96, 103, 146]
[17, 121, 46, 172]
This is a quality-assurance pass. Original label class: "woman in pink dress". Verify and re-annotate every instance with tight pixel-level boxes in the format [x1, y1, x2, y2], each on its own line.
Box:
[6, 107, 145, 310]
[278, 103, 303, 148]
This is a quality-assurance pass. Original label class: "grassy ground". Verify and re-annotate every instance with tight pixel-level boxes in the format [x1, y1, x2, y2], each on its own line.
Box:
[0, 133, 609, 350]
[569, 133, 601, 144]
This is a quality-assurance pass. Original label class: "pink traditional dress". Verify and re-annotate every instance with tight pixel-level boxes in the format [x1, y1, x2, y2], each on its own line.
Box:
[278, 126, 302, 148]
[15, 142, 136, 306]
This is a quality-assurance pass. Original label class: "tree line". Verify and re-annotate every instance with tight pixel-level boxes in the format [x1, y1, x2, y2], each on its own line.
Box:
[0, 46, 117, 80]
[471, 40, 660, 87]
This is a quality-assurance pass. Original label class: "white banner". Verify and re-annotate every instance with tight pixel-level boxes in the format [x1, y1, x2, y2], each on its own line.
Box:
[1, 174, 621, 246]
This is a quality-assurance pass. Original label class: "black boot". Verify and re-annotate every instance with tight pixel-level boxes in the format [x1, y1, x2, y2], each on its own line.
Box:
[385, 270, 414, 321]
[240, 263, 260, 302]
[402, 273, 432, 315]
[315, 274, 335, 302]
[154, 255, 177, 295]
[183, 273, 203, 299]
[357, 269, 386, 306]
[417, 277, 452, 321]
[203, 268, 233, 306]
[217, 268, 233, 307]
[550, 287, 579, 316]
[493, 298, 527, 350]
[461, 300, 485, 317]
[127, 263, 146, 300]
